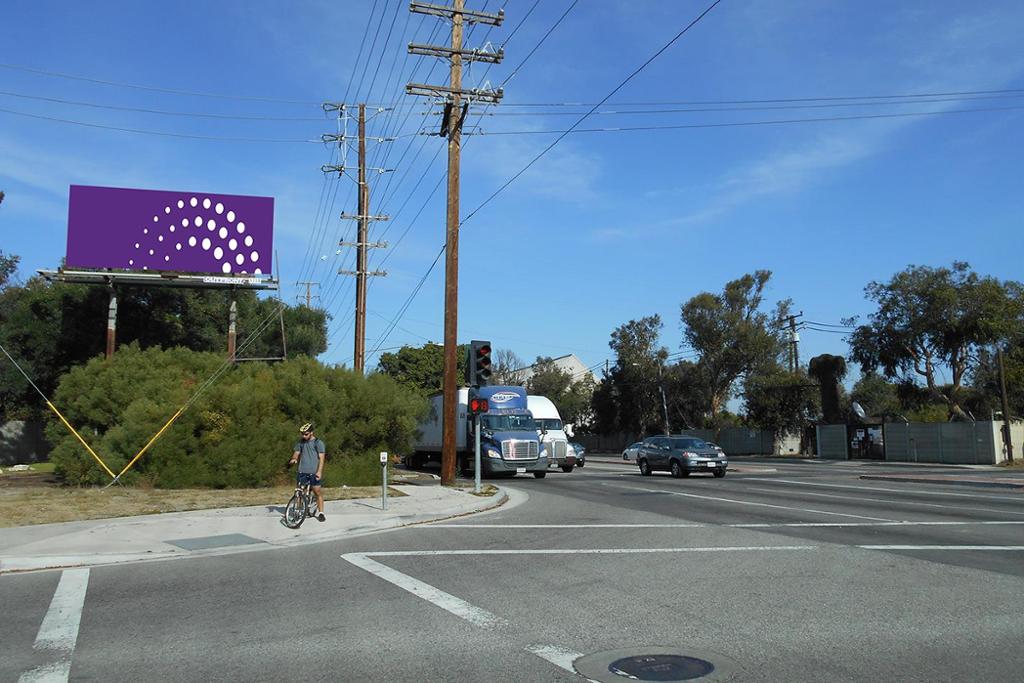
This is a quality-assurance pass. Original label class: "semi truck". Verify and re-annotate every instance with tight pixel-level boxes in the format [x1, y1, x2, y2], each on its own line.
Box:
[527, 395, 575, 472]
[408, 385, 549, 478]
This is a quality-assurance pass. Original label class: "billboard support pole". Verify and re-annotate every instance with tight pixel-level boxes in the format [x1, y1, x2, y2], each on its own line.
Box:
[227, 294, 237, 362]
[105, 287, 117, 360]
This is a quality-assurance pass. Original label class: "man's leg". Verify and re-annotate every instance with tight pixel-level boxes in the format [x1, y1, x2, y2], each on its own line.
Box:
[313, 483, 325, 520]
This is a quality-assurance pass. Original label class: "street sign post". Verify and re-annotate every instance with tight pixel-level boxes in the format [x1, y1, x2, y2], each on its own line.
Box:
[380, 451, 388, 510]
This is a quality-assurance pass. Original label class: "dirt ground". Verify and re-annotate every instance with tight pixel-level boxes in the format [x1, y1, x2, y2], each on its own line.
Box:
[0, 468, 406, 528]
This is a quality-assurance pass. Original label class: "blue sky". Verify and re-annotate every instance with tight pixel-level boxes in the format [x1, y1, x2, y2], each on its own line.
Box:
[2, 0, 1023, 381]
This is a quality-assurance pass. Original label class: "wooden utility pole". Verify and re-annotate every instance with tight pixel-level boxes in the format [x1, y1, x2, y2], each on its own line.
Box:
[105, 287, 117, 359]
[295, 281, 320, 308]
[322, 103, 389, 374]
[998, 347, 1014, 463]
[407, 0, 503, 485]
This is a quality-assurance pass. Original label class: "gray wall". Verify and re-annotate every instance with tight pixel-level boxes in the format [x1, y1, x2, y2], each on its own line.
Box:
[0, 421, 51, 465]
[884, 422, 997, 465]
[816, 424, 848, 460]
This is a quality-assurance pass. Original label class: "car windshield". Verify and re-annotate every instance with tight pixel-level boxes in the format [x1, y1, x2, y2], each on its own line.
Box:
[672, 438, 708, 449]
[481, 414, 537, 432]
[535, 418, 563, 431]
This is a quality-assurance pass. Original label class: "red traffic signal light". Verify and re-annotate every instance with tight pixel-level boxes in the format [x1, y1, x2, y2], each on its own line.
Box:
[467, 339, 493, 387]
[469, 398, 489, 414]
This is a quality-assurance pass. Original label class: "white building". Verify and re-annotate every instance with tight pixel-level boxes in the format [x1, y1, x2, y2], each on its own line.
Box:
[517, 354, 597, 385]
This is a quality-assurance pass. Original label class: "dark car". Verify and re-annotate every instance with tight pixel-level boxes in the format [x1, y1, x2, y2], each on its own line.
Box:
[636, 435, 728, 478]
[569, 442, 586, 467]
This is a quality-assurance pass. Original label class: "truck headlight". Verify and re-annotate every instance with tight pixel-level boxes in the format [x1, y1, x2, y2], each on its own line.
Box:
[485, 446, 502, 459]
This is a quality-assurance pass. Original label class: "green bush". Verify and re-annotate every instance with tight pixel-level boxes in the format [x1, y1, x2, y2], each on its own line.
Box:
[46, 345, 428, 488]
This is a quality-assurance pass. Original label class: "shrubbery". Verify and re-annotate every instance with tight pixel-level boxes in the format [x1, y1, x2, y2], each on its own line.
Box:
[46, 345, 428, 488]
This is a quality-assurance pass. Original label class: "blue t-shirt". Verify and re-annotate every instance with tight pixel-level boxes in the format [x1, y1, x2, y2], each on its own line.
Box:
[294, 438, 325, 474]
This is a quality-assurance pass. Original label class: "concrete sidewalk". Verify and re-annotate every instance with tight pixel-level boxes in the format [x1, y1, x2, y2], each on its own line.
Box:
[0, 483, 507, 574]
[859, 473, 1024, 490]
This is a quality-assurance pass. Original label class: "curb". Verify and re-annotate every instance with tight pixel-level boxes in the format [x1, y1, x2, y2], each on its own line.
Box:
[859, 475, 1024, 490]
[0, 487, 509, 575]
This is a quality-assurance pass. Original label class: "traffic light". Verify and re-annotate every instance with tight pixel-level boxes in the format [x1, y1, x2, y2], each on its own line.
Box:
[467, 339, 492, 387]
[469, 397, 489, 415]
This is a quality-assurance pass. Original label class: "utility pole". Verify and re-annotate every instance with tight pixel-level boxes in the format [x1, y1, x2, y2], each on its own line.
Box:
[295, 281, 320, 308]
[323, 103, 390, 374]
[998, 346, 1014, 463]
[786, 312, 804, 372]
[407, 0, 503, 485]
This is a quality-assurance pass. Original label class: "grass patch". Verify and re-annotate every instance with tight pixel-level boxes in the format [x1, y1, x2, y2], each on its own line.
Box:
[996, 459, 1024, 469]
[0, 484, 406, 528]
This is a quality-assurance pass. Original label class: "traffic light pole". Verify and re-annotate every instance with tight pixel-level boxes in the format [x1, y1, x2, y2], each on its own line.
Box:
[474, 414, 481, 494]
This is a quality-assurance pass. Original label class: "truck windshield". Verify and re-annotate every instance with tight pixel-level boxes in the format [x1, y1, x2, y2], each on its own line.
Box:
[534, 418, 563, 431]
[481, 414, 537, 432]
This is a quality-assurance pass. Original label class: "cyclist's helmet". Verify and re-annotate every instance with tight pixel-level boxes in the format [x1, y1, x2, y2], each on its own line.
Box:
[299, 422, 314, 434]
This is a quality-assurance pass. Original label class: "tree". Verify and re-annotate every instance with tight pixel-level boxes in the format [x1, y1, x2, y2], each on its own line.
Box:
[846, 262, 1023, 421]
[0, 275, 326, 420]
[525, 356, 595, 429]
[0, 250, 17, 290]
[808, 354, 847, 423]
[849, 372, 901, 419]
[662, 359, 715, 430]
[680, 270, 790, 419]
[376, 343, 467, 394]
[594, 315, 667, 436]
[492, 348, 526, 385]
[743, 366, 820, 434]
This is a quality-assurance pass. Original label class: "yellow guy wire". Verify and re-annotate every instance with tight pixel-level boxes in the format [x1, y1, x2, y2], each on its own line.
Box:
[0, 342, 116, 479]
[111, 407, 185, 483]
[46, 400, 117, 479]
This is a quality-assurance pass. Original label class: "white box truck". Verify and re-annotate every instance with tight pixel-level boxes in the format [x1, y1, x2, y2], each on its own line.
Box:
[527, 395, 575, 473]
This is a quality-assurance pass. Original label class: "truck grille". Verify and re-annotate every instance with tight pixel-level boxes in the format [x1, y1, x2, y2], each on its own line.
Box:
[502, 440, 539, 460]
[552, 440, 566, 460]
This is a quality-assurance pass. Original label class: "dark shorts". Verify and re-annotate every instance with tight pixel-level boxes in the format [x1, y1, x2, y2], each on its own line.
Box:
[297, 472, 322, 487]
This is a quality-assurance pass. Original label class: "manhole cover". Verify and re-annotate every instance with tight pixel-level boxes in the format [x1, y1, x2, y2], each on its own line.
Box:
[575, 647, 737, 683]
[610, 654, 714, 681]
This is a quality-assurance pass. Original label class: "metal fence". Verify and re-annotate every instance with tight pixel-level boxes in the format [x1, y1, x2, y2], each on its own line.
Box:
[816, 425, 848, 460]
[0, 420, 50, 465]
[883, 422, 997, 465]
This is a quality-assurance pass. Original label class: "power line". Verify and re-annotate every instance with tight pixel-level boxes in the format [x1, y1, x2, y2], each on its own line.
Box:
[458, 105, 1024, 137]
[0, 62, 320, 104]
[467, 93, 1024, 116]
[0, 105, 320, 142]
[460, 0, 723, 225]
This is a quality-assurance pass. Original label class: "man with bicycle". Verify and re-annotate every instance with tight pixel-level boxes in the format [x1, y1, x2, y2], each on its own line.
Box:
[289, 422, 326, 522]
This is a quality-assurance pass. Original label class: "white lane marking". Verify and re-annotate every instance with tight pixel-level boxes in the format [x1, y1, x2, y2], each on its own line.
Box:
[359, 546, 817, 557]
[19, 568, 89, 683]
[423, 528, 704, 532]
[603, 482, 896, 521]
[744, 477, 1024, 503]
[859, 545, 1024, 551]
[18, 661, 70, 683]
[740, 484, 1024, 517]
[427, 521, 1024, 529]
[341, 553, 506, 629]
[525, 644, 596, 681]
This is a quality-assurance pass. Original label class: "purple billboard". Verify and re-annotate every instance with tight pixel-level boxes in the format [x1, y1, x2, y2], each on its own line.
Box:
[67, 185, 274, 275]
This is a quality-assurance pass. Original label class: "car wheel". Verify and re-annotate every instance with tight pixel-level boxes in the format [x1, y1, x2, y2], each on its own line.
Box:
[577, 460, 584, 468]
[639, 459, 651, 476]
[533, 471, 547, 478]
[713, 468, 726, 478]
[670, 460, 683, 478]
[561, 465, 574, 473]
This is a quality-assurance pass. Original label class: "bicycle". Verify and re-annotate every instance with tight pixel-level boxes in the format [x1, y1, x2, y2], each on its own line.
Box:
[283, 476, 320, 529]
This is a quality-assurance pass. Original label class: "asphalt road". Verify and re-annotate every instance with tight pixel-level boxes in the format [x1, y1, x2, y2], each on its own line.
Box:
[3, 458, 1023, 682]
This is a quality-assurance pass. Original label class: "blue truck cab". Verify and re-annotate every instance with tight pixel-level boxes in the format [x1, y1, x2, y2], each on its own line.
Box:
[474, 386, 549, 478]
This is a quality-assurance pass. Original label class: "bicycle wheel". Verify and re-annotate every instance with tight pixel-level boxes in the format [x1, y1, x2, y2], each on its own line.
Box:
[283, 492, 306, 529]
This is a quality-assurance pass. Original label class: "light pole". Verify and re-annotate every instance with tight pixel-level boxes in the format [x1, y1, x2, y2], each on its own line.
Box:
[657, 361, 670, 436]
[633, 360, 670, 436]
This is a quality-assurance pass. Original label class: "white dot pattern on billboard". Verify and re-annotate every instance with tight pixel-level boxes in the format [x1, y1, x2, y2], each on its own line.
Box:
[125, 195, 269, 275]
